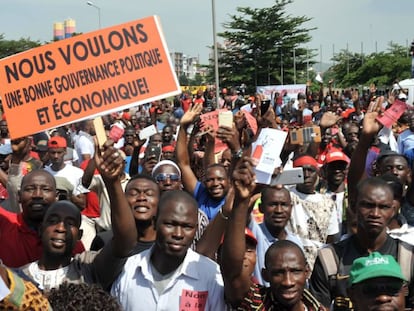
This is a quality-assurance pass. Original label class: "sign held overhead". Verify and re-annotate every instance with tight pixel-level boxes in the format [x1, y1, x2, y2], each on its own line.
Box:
[0, 15, 180, 138]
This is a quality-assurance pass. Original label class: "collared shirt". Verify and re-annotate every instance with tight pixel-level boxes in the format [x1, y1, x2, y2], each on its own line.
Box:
[194, 181, 226, 221]
[397, 128, 414, 154]
[249, 219, 303, 286]
[111, 247, 225, 311]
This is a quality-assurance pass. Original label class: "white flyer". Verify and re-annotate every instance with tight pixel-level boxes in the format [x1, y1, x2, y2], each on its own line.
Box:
[251, 128, 287, 184]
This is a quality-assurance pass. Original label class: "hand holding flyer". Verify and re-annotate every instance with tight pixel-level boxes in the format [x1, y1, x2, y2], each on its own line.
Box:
[251, 128, 287, 184]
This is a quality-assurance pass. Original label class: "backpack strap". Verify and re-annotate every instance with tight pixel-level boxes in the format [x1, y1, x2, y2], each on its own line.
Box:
[398, 241, 413, 283]
[397, 240, 414, 307]
[318, 245, 339, 278]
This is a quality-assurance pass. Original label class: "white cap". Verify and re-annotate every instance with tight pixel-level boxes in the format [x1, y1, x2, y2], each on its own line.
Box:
[398, 93, 407, 100]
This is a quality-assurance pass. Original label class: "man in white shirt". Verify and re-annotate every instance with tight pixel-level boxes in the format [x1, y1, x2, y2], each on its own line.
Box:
[44, 136, 86, 208]
[111, 190, 225, 311]
[74, 120, 95, 165]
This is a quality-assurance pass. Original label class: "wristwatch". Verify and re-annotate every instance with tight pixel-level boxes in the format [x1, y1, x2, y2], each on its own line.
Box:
[232, 148, 243, 159]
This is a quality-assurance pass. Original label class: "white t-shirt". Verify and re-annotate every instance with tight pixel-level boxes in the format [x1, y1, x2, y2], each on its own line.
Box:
[45, 164, 84, 195]
[74, 131, 94, 165]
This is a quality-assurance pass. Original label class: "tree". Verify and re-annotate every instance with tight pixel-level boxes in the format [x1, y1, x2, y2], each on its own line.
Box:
[209, 0, 315, 91]
[190, 73, 204, 86]
[179, 74, 189, 86]
[330, 42, 411, 88]
[0, 34, 41, 59]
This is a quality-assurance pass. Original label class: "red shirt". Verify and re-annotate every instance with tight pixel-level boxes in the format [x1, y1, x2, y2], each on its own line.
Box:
[193, 97, 205, 106]
[181, 98, 192, 112]
[79, 160, 101, 219]
[0, 208, 85, 268]
[82, 191, 100, 218]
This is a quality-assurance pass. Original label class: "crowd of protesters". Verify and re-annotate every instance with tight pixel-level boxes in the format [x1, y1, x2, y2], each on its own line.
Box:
[0, 78, 413, 310]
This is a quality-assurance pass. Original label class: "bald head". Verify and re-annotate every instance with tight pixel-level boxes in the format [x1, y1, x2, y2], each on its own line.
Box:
[265, 240, 306, 268]
[157, 190, 198, 218]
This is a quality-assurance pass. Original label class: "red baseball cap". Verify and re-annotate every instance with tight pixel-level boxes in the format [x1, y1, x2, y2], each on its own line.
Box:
[47, 136, 67, 149]
[293, 155, 319, 169]
[244, 228, 257, 246]
[162, 145, 175, 153]
[325, 149, 350, 164]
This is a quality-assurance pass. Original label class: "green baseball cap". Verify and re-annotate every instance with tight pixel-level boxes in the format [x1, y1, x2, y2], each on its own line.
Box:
[349, 252, 406, 285]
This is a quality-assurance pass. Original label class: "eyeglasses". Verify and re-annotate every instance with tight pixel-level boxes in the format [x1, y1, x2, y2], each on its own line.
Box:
[155, 173, 180, 182]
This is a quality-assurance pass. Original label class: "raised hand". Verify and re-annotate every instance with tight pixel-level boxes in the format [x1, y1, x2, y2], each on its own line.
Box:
[217, 124, 240, 152]
[320, 111, 342, 129]
[234, 110, 247, 131]
[180, 104, 203, 127]
[232, 157, 256, 200]
[362, 97, 383, 136]
[94, 139, 125, 182]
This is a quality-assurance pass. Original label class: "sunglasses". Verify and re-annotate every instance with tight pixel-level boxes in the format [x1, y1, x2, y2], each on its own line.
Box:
[155, 173, 180, 182]
[357, 281, 404, 296]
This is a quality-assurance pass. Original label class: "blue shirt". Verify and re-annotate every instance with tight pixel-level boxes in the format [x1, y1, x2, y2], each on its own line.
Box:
[194, 181, 226, 221]
[249, 218, 304, 286]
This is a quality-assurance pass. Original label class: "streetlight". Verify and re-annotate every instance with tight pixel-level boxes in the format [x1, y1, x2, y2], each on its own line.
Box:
[293, 47, 296, 84]
[86, 1, 101, 29]
[211, 0, 220, 104]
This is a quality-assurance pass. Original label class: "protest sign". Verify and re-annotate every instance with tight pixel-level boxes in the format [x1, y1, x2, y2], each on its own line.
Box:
[199, 109, 229, 153]
[0, 15, 180, 138]
[256, 84, 306, 101]
[251, 128, 287, 184]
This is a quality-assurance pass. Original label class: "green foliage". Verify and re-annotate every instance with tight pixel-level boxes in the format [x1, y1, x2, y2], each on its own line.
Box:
[192, 73, 203, 86]
[0, 34, 41, 59]
[207, 0, 315, 90]
[179, 74, 189, 86]
[330, 42, 411, 88]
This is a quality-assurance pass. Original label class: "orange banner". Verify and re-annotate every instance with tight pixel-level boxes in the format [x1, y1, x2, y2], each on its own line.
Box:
[0, 16, 180, 138]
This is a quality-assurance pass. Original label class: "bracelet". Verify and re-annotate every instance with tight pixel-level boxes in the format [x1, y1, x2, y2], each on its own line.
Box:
[219, 207, 230, 220]
[232, 148, 243, 160]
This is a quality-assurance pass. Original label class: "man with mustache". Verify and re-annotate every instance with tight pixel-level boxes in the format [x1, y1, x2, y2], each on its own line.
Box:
[0, 169, 84, 268]
[19, 142, 137, 291]
[310, 177, 414, 310]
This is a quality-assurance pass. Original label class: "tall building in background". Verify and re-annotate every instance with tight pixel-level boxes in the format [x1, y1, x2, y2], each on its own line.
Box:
[53, 18, 76, 41]
[170, 52, 184, 78]
[64, 19, 76, 38]
[170, 52, 201, 79]
[53, 22, 64, 41]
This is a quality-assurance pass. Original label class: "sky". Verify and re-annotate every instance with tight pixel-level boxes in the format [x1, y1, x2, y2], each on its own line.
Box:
[2, 0, 414, 66]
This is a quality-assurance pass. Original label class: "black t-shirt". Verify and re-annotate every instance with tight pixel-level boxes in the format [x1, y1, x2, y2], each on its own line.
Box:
[310, 234, 399, 308]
